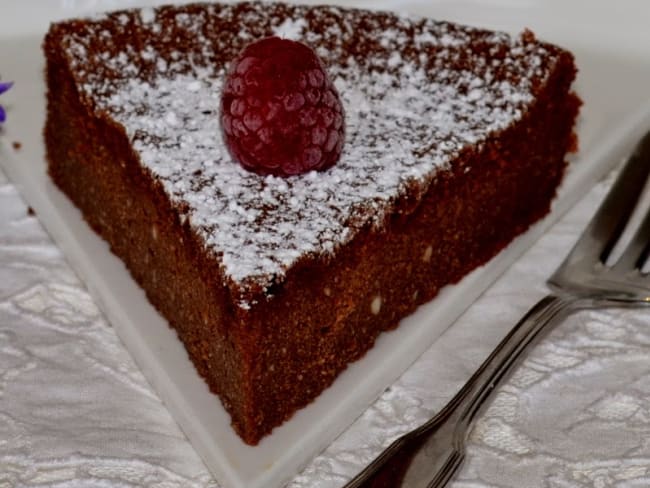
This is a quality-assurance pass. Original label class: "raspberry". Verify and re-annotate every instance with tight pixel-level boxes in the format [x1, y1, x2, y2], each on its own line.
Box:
[220, 37, 345, 177]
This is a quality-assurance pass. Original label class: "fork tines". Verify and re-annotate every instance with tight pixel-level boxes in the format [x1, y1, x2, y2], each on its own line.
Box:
[568, 131, 650, 273]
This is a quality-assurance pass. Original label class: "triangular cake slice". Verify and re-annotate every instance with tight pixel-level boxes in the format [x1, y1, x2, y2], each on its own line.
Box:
[43, 1, 579, 444]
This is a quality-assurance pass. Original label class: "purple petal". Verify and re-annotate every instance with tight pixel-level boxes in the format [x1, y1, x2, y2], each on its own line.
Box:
[0, 82, 13, 95]
[0, 105, 5, 123]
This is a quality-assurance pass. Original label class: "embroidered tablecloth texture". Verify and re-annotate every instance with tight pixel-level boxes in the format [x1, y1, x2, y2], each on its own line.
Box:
[2, 163, 650, 487]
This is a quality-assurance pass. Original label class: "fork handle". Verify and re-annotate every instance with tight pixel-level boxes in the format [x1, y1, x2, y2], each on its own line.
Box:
[347, 294, 579, 488]
[452, 294, 578, 438]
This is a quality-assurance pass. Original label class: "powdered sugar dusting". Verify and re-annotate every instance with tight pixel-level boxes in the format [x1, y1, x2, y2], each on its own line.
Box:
[56, 2, 559, 305]
[139, 7, 156, 24]
[273, 17, 307, 39]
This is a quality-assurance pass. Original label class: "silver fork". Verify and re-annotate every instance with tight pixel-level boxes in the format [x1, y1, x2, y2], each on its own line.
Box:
[345, 130, 650, 488]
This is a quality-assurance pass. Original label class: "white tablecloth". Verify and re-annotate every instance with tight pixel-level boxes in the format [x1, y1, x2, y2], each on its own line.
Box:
[2, 154, 650, 487]
[3, 0, 650, 483]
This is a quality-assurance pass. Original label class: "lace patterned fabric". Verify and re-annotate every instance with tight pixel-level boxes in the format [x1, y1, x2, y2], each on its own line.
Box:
[2, 162, 650, 488]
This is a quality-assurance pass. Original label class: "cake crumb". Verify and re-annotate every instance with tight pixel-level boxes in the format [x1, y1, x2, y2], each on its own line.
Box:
[27, 206, 35, 216]
[12, 141, 21, 150]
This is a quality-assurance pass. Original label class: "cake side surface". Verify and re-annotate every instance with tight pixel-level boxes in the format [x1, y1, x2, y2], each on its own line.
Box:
[43, 30, 254, 426]
[43, 1, 580, 444]
[241, 50, 580, 437]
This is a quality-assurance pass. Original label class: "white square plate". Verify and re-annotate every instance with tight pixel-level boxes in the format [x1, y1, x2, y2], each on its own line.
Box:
[1, 1, 650, 487]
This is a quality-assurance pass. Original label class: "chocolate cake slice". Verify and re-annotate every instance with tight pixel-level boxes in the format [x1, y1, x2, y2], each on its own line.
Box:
[43, 1, 580, 444]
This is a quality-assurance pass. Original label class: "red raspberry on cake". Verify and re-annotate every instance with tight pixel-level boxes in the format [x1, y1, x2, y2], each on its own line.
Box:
[220, 36, 345, 177]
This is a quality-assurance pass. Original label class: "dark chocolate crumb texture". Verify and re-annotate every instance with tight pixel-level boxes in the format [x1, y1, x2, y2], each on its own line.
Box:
[43, 1, 580, 444]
